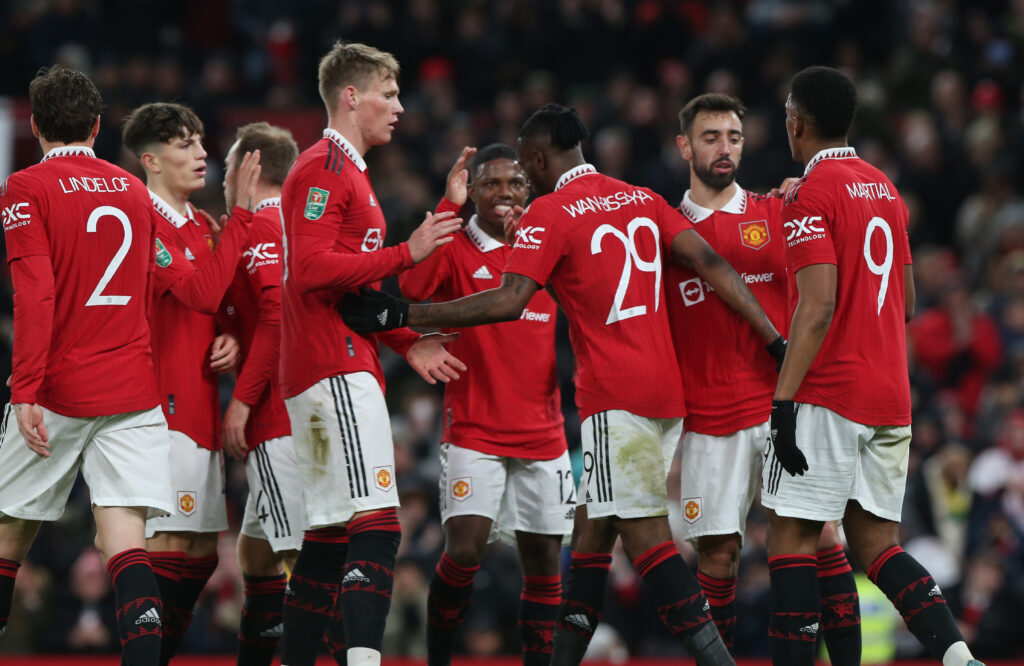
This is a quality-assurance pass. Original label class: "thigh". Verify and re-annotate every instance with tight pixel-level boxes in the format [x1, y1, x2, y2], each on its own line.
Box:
[82, 407, 175, 519]
[850, 425, 912, 523]
[679, 423, 766, 545]
[285, 372, 398, 529]
[144, 430, 227, 535]
[579, 411, 678, 520]
[762, 404, 868, 522]
[242, 436, 308, 552]
[439, 442, 506, 525]
[0, 405, 90, 521]
[499, 451, 575, 543]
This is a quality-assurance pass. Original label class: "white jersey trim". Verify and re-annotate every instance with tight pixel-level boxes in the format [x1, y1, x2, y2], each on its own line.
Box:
[254, 197, 281, 213]
[149, 190, 196, 229]
[554, 163, 598, 192]
[679, 184, 747, 223]
[41, 146, 96, 162]
[464, 215, 504, 253]
[323, 129, 367, 172]
[804, 147, 858, 174]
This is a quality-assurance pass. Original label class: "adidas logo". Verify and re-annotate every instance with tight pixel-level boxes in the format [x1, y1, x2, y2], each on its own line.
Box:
[260, 623, 284, 638]
[703, 600, 710, 612]
[472, 265, 493, 280]
[799, 622, 819, 635]
[928, 584, 942, 597]
[184, 247, 195, 260]
[136, 608, 161, 625]
[377, 311, 388, 326]
[564, 613, 592, 631]
[369, 194, 377, 207]
[284, 584, 295, 597]
[564, 507, 576, 520]
[343, 567, 371, 584]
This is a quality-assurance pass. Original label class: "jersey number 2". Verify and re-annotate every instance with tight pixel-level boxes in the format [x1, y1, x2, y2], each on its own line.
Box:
[591, 217, 662, 325]
[85, 206, 133, 306]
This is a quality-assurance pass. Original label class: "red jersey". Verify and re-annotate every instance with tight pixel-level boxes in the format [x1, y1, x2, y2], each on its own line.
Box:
[505, 165, 688, 421]
[1, 146, 159, 416]
[149, 191, 238, 450]
[667, 187, 789, 436]
[400, 211, 565, 459]
[280, 129, 419, 398]
[781, 147, 912, 426]
[222, 198, 291, 449]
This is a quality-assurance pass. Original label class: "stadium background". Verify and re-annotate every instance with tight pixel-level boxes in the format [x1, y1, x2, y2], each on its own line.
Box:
[1, 0, 1023, 663]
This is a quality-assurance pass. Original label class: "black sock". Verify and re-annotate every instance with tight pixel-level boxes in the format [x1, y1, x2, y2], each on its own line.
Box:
[340, 509, 401, 653]
[323, 577, 349, 666]
[237, 573, 286, 666]
[148, 551, 185, 664]
[551, 552, 610, 666]
[768, 554, 819, 666]
[107, 548, 163, 666]
[0, 558, 20, 639]
[817, 544, 860, 666]
[867, 545, 964, 660]
[281, 527, 348, 666]
[697, 571, 737, 649]
[519, 575, 561, 666]
[158, 553, 217, 664]
[427, 552, 479, 666]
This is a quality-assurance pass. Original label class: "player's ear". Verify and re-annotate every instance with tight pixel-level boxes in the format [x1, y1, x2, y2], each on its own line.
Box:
[140, 150, 160, 175]
[342, 85, 359, 111]
[89, 116, 100, 140]
[29, 115, 40, 139]
[676, 134, 692, 161]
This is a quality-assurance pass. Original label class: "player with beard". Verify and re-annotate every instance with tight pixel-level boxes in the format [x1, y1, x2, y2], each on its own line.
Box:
[340, 104, 791, 666]
[399, 144, 571, 666]
[668, 94, 861, 661]
[763, 66, 984, 666]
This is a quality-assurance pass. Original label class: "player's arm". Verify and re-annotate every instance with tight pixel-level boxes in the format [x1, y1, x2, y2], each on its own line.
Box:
[397, 198, 461, 301]
[9, 254, 55, 457]
[904, 264, 915, 322]
[670, 228, 783, 346]
[774, 263, 836, 400]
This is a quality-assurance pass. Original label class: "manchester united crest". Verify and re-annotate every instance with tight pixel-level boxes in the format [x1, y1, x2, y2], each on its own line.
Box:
[451, 477, 472, 501]
[682, 497, 702, 524]
[177, 491, 197, 517]
[739, 220, 770, 250]
[373, 466, 394, 491]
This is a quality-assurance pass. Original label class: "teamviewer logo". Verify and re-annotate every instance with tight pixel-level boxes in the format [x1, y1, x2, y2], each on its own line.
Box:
[679, 278, 705, 306]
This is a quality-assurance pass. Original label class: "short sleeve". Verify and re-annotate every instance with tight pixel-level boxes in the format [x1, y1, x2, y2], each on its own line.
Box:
[780, 183, 837, 273]
[1, 173, 50, 261]
[503, 201, 566, 287]
[246, 215, 284, 291]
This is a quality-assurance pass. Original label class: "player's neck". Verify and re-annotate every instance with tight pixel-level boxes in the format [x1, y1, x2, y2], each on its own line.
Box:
[688, 178, 738, 212]
[326, 117, 370, 158]
[250, 184, 281, 208]
[38, 138, 93, 157]
[799, 139, 848, 166]
[148, 180, 192, 216]
[476, 216, 505, 244]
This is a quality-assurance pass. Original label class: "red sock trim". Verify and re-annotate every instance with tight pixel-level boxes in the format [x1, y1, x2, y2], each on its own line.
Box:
[816, 543, 853, 578]
[521, 575, 562, 605]
[106, 548, 151, 583]
[697, 571, 737, 606]
[304, 526, 349, 543]
[0, 558, 20, 579]
[182, 554, 218, 580]
[243, 574, 287, 596]
[436, 552, 479, 587]
[768, 553, 817, 572]
[570, 552, 612, 570]
[633, 541, 678, 577]
[347, 508, 401, 535]
[866, 545, 903, 583]
[149, 551, 187, 581]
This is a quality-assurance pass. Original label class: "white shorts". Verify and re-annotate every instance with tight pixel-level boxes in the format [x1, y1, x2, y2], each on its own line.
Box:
[0, 405, 174, 521]
[439, 443, 574, 545]
[579, 411, 682, 520]
[679, 422, 767, 544]
[241, 436, 307, 552]
[761, 403, 911, 522]
[145, 431, 228, 535]
[285, 372, 398, 529]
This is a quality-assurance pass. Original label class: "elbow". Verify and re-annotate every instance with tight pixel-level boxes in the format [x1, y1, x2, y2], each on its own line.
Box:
[813, 299, 836, 332]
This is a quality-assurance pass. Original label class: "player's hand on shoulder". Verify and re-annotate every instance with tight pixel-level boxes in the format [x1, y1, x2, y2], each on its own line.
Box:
[407, 210, 462, 263]
[14, 403, 49, 458]
[222, 398, 250, 461]
[445, 146, 477, 207]
[339, 287, 408, 332]
[406, 332, 467, 385]
[503, 205, 525, 245]
[195, 208, 223, 247]
[769, 400, 808, 476]
[210, 333, 241, 373]
[769, 177, 801, 198]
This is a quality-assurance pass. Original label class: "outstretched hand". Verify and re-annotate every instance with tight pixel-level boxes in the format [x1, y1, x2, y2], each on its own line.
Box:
[407, 210, 463, 263]
[502, 205, 526, 245]
[405, 333, 467, 384]
[445, 146, 477, 206]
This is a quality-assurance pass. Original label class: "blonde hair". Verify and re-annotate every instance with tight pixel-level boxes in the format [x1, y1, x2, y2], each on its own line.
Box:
[318, 41, 400, 113]
[232, 122, 298, 186]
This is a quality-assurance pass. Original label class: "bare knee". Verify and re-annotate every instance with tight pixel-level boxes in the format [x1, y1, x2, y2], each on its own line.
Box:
[443, 516, 491, 567]
[842, 501, 899, 570]
[237, 534, 284, 577]
[516, 532, 562, 577]
[697, 534, 741, 578]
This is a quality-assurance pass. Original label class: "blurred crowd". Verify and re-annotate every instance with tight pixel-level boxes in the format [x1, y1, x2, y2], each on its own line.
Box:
[1, 0, 1024, 661]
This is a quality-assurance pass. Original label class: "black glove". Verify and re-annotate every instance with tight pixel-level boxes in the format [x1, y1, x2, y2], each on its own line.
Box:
[338, 287, 409, 333]
[769, 400, 808, 476]
[766, 335, 787, 372]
